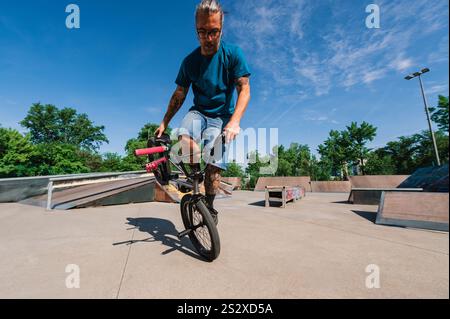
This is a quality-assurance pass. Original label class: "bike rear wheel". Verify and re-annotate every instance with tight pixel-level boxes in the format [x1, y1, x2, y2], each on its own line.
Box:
[180, 194, 220, 261]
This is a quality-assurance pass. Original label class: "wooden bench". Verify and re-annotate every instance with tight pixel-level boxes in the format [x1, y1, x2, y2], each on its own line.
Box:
[265, 186, 304, 208]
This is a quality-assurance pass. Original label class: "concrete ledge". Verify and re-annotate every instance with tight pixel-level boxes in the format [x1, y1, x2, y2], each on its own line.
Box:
[349, 175, 410, 188]
[376, 191, 449, 232]
[348, 188, 423, 205]
[310, 181, 351, 193]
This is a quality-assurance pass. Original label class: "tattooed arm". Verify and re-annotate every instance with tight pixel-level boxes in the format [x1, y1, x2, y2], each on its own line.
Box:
[155, 85, 189, 137]
[224, 76, 251, 143]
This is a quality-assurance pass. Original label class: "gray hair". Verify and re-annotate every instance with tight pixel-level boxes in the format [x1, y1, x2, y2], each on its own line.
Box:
[195, 0, 224, 25]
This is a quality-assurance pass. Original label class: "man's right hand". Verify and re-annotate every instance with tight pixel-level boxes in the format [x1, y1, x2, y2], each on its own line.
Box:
[154, 122, 166, 138]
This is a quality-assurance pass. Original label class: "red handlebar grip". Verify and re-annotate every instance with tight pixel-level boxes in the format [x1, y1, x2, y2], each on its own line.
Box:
[135, 146, 168, 156]
[145, 157, 168, 172]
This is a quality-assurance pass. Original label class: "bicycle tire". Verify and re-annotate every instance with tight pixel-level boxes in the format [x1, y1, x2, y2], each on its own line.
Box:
[180, 194, 221, 261]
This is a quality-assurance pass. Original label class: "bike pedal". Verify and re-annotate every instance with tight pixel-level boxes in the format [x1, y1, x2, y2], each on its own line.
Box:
[178, 229, 191, 238]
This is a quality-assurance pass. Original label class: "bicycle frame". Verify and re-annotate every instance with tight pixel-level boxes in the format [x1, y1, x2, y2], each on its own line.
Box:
[135, 132, 225, 196]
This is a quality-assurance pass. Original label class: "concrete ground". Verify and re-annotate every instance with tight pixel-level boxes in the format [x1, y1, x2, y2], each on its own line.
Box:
[0, 191, 448, 299]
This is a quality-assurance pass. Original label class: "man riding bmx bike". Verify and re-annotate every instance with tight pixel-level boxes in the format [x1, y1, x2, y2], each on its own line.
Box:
[154, 0, 251, 222]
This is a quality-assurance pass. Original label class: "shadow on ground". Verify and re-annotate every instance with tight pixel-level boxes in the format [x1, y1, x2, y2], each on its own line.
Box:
[248, 200, 283, 207]
[351, 210, 378, 223]
[112, 217, 205, 261]
[332, 200, 351, 205]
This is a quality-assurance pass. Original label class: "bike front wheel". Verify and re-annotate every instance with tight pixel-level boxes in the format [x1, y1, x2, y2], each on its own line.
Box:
[180, 194, 221, 261]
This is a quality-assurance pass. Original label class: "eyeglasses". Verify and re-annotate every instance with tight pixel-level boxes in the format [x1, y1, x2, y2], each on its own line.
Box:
[197, 28, 221, 39]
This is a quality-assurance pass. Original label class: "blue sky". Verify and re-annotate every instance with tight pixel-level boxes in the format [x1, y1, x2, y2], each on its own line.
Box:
[0, 0, 448, 157]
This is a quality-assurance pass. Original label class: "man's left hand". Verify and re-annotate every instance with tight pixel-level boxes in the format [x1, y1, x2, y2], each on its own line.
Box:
[223, 121, 241, 144]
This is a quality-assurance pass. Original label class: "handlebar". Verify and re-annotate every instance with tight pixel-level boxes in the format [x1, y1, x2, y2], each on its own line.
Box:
[145, 157, 168, 172]
[134, 132, 227, 174]
[134, 145, 168, 157]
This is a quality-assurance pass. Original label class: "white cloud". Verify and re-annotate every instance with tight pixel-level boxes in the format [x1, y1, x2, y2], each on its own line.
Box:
[363, 69, 387, 84]
[224, 0, 448, 100]
[427, 84, 449, 95]
[390, 57, 414, 72]
[302, 110, 340, 125]
[428, 35, 449, 64]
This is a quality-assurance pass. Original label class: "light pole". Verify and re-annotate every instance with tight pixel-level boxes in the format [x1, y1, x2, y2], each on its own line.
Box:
[404, 68, 441, 166]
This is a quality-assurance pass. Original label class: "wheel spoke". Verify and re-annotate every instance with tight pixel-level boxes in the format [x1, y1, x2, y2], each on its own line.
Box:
[190, 204, 212, 251]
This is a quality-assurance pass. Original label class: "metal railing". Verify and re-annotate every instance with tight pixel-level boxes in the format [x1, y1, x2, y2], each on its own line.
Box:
[45, 170, 150, 210]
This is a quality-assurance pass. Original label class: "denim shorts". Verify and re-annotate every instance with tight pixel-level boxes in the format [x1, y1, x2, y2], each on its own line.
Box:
[177, 110, 231, 170]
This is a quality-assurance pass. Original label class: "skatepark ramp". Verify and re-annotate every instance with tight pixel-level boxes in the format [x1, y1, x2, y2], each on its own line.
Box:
[373, 165, 449, 231]
[348, 175, 417, 205]
[310, 181, 351, 193]
[398, 164, 449, 192]
[2, 170, 235, 210]
[0, 172, 130, 203]
[254, 176, 311, 192]
[349, 175, 410, 188]
[376, 191, 449, 231]
[18, 172, 157, 210]
[349, 167, 449, 205]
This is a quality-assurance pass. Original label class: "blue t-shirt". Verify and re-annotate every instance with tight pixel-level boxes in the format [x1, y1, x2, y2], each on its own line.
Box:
[175, 41, 251, 118]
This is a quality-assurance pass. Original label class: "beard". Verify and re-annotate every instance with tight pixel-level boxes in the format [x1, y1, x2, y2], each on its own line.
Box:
[202, 41, 220, 56]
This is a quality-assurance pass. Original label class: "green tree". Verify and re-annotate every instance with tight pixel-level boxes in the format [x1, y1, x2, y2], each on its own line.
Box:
[100, 152, 124, 172]
[380, 135, 420, 174]
[275, 143, 313, 177]
[0, 127, 37, 177]
[364, 151, 396, 175]
[318, 130, 352, 180]
[346, 121, 377, 175]
[374, 129, 448, 174]
[428, 95, 449, 133]
[276, 158, 293, 176]
[78, 150, 103, 172]
[413, 130, 449, 168]
[222, 161, 245, 178]
[20, 103, 109, 151]
[30, 143, 90, 176]
[318, 122, 377, 178]
[245, 151, 268, 189]
[309, 156, 333, 181]
[122, 138, 149, 171]
[137, 123, 172, 141]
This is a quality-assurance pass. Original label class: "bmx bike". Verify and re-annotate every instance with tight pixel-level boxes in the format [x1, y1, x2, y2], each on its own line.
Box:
[134, 133, 224, 262]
